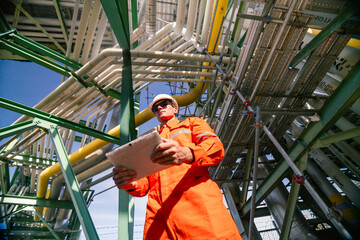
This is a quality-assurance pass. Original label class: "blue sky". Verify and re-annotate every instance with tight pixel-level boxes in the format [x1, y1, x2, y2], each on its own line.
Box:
[0, 59, 168, 239]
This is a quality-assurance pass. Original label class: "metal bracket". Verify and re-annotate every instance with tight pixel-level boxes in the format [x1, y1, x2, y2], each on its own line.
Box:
[71, 71, 89, 88]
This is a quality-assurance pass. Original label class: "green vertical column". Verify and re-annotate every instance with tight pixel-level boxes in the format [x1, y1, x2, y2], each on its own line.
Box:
[131, 0, 138, 49]
[118, 45, 136, 240]
[239, 148, 253, 207]
[100, 0, 136, 238]
[231, 1, 246, 42]
[118, 1, 135, 238]
[44, 122, 99, 240]
[280, 152, 308, 240]
[1, 164, 10, 193]
[1, 138, 20, 193]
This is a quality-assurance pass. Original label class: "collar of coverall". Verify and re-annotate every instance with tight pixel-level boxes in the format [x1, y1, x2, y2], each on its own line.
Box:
[159, 118, 179, 133]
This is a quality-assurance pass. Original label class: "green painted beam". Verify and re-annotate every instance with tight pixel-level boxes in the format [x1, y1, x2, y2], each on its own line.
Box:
[0, 120, 37, 140]
[131, 0, 138, 49]
[1, 205, 28, 220]
[68, 210, 82, 240]
[100, 1, 136, 239]
[10, 217, 55, 223]
[0, 99, 121, 145]
[118, 27, 136, 240]
[290, 2, 360, 67]
[0, 39, 72, 76]
[239, 148, 253, 207]
[1, 164, 10, 193]
[311, 127, 360, 148]
[241, 60, 360, 216]
[280, 153, 308, 240]
[0, 9, 11, 32]
[107, 88, 123, 101]
[0, 229, 66, 238]
[5, 153, 57, 167]
[11, 34, 81, 69]
[53, 0, 69, 46]
[226, 29, 247, 56]
[45, 121, 99, 240]
[100, 0, 130, 50]
[231, 1, 246, 42]
[0, 195, 74, 209]
[68, 178, 93, 239]
[226, 40, 241, 56]
[33, 206, 61, 240]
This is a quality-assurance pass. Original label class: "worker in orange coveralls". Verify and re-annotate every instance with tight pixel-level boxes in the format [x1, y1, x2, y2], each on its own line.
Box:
[112, 94, 242, 240]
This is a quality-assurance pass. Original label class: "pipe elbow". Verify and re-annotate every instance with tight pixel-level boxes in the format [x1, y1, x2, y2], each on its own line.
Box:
[37, 172, 50, 199]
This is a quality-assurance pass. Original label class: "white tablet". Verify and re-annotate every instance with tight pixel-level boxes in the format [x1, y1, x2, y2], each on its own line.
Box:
[106, 131, 170, 180]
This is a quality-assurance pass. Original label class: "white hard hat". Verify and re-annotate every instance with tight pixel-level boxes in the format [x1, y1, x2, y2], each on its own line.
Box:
[148, 94, 178, 113]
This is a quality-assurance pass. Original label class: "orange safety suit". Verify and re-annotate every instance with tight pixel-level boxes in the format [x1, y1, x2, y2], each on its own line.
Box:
[126, 117, 242, 240]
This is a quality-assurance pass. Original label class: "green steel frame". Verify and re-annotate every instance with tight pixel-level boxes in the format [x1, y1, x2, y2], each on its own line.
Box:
[311, 127, 360, 148]
[36, 119, 100, 239]
[0, 97, 121, 145]
[290, 2, 360, 68]
[0, 228, 66, 239]
[0, 116, 109, 238]
[1, 154, 58, 168]
[239, 148, 253, 207]
[100, 1, 136, 239]
[1, 1, 140, 238]
[32, 206, 61, 240]
[0, 9, 81, 72]
[279, 153, 308, 240]
[0, 194, 73, 209]
[240, 60, 360, 216]
[53, 0, 69, 46]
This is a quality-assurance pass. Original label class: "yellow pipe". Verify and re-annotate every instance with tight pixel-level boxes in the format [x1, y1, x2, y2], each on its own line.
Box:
[35, 0, 229, 221]
[328, 193, 360, 228]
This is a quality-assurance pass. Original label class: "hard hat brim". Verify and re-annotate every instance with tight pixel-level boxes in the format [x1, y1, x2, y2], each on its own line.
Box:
[148, 94, 178, 113]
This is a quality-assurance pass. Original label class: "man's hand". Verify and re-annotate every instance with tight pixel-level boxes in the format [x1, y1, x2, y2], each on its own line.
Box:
[112, 166, 137, 190]
[151, 138, 194, 165]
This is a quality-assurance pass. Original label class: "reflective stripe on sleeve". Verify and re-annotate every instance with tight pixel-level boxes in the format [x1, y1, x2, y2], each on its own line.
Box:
[196, 132, 220, 142]
[170, 129, 191, 139]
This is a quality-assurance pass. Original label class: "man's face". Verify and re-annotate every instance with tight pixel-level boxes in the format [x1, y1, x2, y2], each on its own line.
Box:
[152, 100, 178, 123]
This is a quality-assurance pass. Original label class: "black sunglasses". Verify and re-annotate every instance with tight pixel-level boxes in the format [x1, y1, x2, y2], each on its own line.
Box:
[152, 100, 170, 113]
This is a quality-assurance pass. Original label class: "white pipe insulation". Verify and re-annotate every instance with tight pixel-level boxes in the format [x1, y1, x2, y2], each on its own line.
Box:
[183, 0, 199, 40]
[201, 0, 215, 46]
[136, 23, 175, 50]
[174, 0, 186, 35]
[90, 9, 109, 60]
[146, 0, 157, 38]
[65, 0, 80, 58]
[138, 0, 146, 26]
[73, 0, 92, 61]
[80, 0, 102, 64]
[195, 0, 207, 42]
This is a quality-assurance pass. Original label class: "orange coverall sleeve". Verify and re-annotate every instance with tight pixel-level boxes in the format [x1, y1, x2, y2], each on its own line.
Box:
[182, 117, 225, 167]
[125, 177, 150, 197]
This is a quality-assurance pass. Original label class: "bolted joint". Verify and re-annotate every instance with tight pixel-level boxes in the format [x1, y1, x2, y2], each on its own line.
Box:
[293, 174, 305, 184]
[243, 100, 250, 108]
